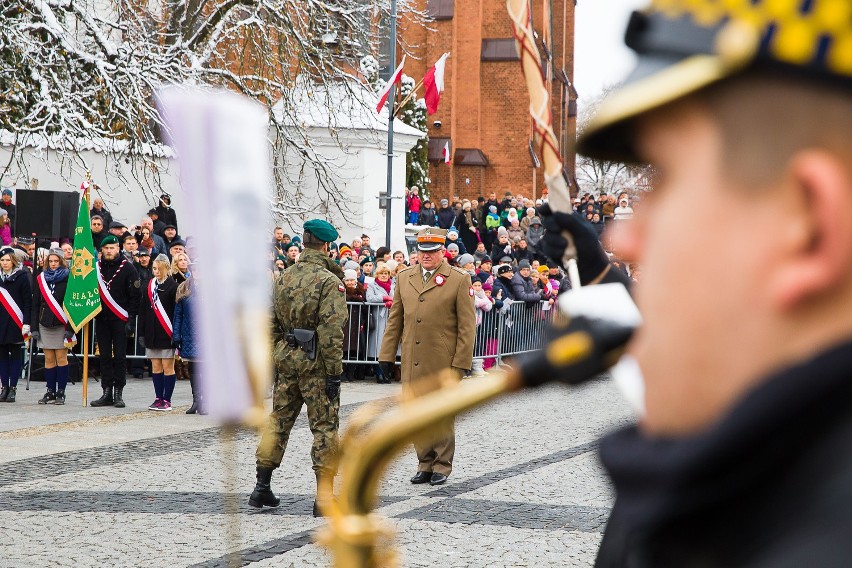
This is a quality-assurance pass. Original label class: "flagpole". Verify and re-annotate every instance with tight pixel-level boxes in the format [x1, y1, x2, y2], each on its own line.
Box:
[82, 323, 88, 406]
[384, 0, 398, 249]
[393, 78, 424, 119]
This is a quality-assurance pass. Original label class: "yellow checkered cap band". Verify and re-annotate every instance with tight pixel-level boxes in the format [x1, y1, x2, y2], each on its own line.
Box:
[647, 0, 852, 79]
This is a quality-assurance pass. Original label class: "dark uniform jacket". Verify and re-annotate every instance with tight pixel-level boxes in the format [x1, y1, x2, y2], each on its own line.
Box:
[95, 258, 141, 322]
[32, 272, 69, 329]
[139, 276, 177, 350]
[271, 247, 348, 378]
[0, 269, 31, 344]
[596, 341, 852, 568]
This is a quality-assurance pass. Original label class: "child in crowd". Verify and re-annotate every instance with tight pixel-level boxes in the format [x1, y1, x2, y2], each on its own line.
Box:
[472, 280, 495, 375]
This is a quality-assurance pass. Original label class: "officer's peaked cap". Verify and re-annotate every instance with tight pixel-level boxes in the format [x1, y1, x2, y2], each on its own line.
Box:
[416, 227, 447, 251]
[578, 0, 852, 163]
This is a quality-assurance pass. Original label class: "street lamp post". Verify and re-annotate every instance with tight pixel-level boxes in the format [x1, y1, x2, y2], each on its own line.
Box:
[383, 0, 397, 249]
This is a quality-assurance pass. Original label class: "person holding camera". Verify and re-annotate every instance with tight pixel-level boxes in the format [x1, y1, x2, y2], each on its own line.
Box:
[251, 219, 348, 518]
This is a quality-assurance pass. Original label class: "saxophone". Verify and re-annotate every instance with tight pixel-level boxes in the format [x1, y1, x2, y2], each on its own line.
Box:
[317, 316, 633, 567]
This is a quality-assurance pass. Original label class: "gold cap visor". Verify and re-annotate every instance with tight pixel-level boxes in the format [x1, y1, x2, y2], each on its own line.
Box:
[576, 53, 737, 164]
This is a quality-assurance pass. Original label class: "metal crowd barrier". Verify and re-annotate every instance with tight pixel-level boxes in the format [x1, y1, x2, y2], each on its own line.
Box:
[342, 300, 556, 368]
[24, 300, 555, 387]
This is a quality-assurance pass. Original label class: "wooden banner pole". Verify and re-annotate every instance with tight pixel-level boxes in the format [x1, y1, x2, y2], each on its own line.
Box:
[82, 323, 88, 406]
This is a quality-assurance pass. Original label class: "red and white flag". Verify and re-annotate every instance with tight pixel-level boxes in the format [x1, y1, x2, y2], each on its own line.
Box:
[442, 140, 451, 164]
[424, 53, 449, 115]
[375, 55, 406, 114]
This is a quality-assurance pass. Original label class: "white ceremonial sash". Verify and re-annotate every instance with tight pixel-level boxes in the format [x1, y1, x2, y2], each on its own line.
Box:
[148, 279, 173, 338]
[38, 273, 68, 324]
[97, 270, 129, 321]
[0, 286, 24, 330]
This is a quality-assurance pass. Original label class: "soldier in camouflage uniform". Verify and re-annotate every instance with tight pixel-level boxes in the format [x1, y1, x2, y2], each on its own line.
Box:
[250, 219, 348, 517]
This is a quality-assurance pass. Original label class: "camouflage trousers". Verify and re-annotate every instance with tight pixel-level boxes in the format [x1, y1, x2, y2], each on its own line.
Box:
[255, 370, 340, 473]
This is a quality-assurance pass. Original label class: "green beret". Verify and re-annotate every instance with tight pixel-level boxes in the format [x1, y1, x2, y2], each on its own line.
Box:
[303, 219, 339, 243]
[100, 235, 120, 246]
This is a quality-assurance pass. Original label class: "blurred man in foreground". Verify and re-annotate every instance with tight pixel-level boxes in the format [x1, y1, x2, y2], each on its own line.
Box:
[540, 2, 852, 565]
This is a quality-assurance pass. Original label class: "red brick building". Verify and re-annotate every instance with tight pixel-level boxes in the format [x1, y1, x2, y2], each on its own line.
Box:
[399, 0, 577, 203]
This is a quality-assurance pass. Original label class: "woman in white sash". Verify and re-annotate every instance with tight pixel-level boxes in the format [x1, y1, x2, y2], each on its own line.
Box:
[31, 249, 74, 405]
[139, 254, 178, 411]
[0, 247, 31, 403]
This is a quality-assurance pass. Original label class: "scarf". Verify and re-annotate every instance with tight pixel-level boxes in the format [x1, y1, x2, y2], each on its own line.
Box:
[141, 235, 155, 251]
[374, 278, 392, 295]
[42, 267, 70, 284]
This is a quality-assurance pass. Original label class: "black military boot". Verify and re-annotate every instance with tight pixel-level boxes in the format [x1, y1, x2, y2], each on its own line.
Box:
[113, 386, 125, 408]
[90, 387, 114, 407]
[5, 387, 16, 403]
[0, 386, 9, 402]
[248, 466, 280, 508]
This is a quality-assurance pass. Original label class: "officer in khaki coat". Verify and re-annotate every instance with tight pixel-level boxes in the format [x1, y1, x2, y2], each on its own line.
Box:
[379, 227, 476, 485]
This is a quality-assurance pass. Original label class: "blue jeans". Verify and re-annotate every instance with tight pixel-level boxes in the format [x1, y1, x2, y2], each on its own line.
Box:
[408, 212, 419, 224]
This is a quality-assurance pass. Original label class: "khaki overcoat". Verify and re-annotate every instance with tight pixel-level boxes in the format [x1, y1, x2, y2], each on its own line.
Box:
[379, 260, 476, 397]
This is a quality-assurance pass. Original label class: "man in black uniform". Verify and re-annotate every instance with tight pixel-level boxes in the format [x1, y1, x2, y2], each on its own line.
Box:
[534, 1, 852, 565]
[91, 235, 141, 408]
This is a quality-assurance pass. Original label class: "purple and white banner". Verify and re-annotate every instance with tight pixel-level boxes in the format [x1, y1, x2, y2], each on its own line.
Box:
[156, 86, 272, 425]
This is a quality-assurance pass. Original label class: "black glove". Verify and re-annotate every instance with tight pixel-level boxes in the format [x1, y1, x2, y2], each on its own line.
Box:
[63, 329, 75, 342]
[30, 330, 41, 342]
[172, 338, 181, 349]
[325, 375, 342, 401]
[519, 315, 635, 388]
[379, 362, 394, 379]
[138, 336, 146, 349]
[538, 203, 610, 285]
[125, 321, 135, 336]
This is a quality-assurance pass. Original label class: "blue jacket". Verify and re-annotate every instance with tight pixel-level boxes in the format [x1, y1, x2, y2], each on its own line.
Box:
[172, 283, 198, 359]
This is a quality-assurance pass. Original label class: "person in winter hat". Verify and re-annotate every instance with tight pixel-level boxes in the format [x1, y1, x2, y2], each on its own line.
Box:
[484, 205, 502, 251]
[520, 207, 537, 233]
[444, 227, 467, 255]
[490, 226, 513, 265]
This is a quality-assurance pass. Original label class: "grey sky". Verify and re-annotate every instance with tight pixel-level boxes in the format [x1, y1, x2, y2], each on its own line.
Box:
[573, 0, 646, 102]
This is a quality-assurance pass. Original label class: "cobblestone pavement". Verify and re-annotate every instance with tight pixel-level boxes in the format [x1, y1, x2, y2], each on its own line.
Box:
[0, 372, 634, 567]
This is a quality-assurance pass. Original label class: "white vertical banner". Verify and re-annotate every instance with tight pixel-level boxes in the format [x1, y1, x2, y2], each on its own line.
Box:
[156, 86, 272, 425]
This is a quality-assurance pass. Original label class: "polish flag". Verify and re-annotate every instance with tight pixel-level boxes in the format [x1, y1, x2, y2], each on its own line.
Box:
[423, 53, 449, 115]
[442, 140, 451, 164]
[375, 55, 406, 114]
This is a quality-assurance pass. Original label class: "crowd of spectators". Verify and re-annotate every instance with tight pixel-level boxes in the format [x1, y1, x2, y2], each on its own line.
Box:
[263, 187, 640, 381]
[0, 188, 200, 406]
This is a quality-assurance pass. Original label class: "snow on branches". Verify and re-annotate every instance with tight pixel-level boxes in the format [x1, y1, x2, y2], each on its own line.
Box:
[0, 0, 425, 211]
